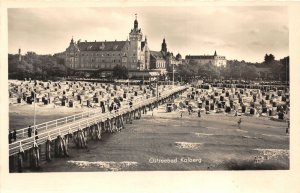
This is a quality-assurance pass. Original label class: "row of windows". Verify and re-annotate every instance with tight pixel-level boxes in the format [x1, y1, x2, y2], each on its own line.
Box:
[67, 52, 123, 57]
[67, 58, 137, 64]
[78, 63, 122, 68]
[69, 63, 141, 69]
[81, 58, 122, 63]
[66, 52, 139, 57]
[156, 62, 165, 68]
[66, 51, 142, 57]
[70, 63, 129, 68]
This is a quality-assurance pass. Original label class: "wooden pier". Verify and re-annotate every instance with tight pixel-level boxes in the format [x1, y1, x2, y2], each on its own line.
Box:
[8, 85, 188, 172]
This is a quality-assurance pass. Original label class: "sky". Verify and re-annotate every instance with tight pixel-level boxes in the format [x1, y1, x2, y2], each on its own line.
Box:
[8, 6, 289, 63]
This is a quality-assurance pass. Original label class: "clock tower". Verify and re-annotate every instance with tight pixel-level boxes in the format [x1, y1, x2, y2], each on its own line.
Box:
[129, 14, 143, 70]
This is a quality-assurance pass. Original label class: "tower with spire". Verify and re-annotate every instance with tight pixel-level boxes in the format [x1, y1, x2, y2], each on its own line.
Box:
[161, 38, 167, 54]
[65, 36, 80, 69]
[128, 14, 144, 70]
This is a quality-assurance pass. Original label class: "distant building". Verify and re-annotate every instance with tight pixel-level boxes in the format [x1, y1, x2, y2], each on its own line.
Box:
[185, 51, 227, 67]
[150, 38, 182, 74]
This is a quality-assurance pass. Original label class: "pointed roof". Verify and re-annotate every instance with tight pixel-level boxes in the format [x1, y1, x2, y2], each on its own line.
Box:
[134, 14, 138, 29]
[214, 50, 217, 56]
[150, 51, 165, 59]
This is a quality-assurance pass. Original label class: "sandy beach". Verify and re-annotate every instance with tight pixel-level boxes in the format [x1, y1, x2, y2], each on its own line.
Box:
[12, 99, 288, 172]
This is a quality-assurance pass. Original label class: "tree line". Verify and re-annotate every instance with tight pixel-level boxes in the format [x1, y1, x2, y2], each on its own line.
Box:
[8, 52, 67, 80]
[176, 54, 289, 82]
[8, 51, 289, 82]
[8, 52, 130, 80]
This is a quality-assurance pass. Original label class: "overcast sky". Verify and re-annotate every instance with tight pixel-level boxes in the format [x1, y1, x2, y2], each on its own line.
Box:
[8, 6, 288, 62]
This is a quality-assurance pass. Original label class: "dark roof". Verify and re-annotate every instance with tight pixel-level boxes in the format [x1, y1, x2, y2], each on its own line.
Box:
[186, 55, 214, 60]
[77, 41, 127, 51]
[176, 53, 182, 59]
[141, 41, 145, 50]
[150, 51, 165, 60]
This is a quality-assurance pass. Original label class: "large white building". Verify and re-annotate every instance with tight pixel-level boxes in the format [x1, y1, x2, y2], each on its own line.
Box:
[185, 51, 227, 67]
[64, 15, 150, 73]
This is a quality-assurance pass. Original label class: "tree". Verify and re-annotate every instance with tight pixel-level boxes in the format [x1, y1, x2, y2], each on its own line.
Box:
[264, 54, 275, 64]
[112, 65, 128, 79]
[8, 51, 68, 80]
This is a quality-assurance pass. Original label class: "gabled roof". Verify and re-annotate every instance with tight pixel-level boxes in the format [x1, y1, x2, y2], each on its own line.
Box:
[77, 41, 127, 51]
[186, 55, 215, 60]
[150, 51, 165, 60]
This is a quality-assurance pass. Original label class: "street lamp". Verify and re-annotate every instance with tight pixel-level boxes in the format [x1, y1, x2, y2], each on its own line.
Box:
[172, 62, 175, 87]
[31, 85, 37, 144]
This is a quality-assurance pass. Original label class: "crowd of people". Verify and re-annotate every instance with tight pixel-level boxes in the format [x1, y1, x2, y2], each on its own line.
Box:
[171, 82, 289, 132]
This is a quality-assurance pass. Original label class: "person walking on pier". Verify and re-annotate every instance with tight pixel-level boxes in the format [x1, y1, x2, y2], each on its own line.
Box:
[13, 129, 17, 142]
[8, 130, 13, 144]
[35, 129, 38, 141]
[28, 125, 32, 137]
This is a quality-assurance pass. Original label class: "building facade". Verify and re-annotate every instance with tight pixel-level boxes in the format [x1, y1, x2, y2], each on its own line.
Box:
[185, 51, 227, 67]
[64, 15, 150, 73]
[150, 38, 182, 74]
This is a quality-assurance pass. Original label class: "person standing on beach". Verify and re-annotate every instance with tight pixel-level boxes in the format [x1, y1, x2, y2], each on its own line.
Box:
[198, 109, 201, 118]
[286, 120, 290, 134]
[237, 118, 242, 128]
